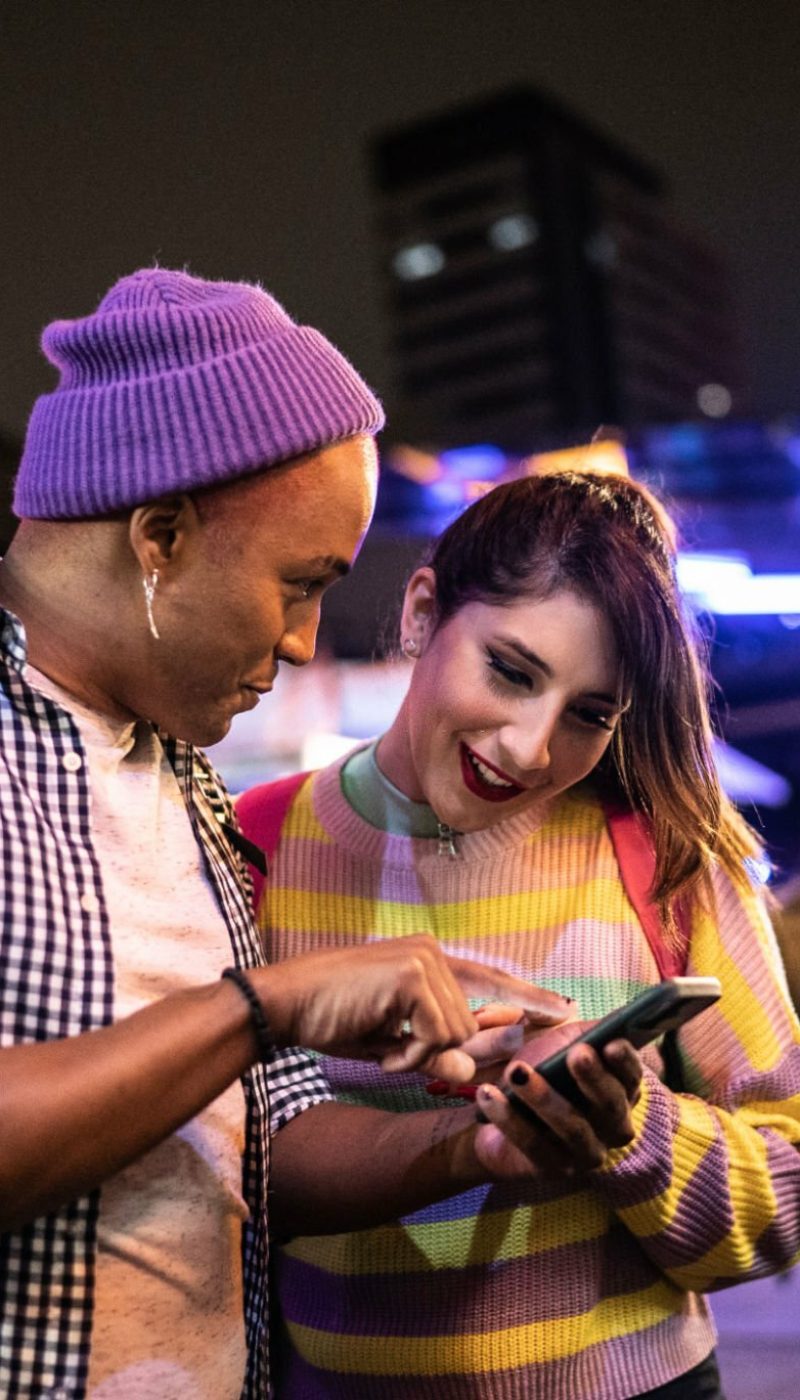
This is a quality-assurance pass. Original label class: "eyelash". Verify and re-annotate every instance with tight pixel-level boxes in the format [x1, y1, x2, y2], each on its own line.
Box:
[486, 649, 531, 692]
[485, 649, 615, 732]
[293, 579, 320, 600]
[574, 707, 615, 733]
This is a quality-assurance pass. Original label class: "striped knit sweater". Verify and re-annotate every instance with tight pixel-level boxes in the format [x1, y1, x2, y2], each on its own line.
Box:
[248, 756, 800, 1399]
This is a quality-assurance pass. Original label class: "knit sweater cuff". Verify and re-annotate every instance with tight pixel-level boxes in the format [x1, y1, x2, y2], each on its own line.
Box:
[591, 1067, 681, 1208]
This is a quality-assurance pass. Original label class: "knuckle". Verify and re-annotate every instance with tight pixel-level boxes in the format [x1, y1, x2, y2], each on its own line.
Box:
[593, 1090, 623, 1120]
[403, 953, 429, 984]
[563, 1119, 596, 1159]
[410, 932, 437, 952]
[606, 1122, 634, 1149]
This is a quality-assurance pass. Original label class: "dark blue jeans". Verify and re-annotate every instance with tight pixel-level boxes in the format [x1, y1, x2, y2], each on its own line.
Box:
[638, 1351, 725, 1399]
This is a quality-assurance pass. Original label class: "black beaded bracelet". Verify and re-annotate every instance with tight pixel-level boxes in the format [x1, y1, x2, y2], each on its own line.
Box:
[222, 966, 275, 1061]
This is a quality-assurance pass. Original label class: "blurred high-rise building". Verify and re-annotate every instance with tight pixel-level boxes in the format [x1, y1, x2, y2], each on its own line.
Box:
[370, 89, 742, 450]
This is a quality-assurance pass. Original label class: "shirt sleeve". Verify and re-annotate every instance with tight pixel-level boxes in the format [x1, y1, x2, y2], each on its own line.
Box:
[591, 864, 800, 1292]
[265, 1043, 335, 1134]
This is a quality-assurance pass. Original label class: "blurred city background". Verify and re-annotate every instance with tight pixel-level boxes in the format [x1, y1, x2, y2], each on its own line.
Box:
[3, 4, 800, 1388]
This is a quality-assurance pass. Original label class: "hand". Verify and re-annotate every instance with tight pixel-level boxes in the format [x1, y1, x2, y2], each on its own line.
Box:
[472, 1025, 643, 1177]
[427, 1000, 580, 1092]
[255, 936, 574, 1079]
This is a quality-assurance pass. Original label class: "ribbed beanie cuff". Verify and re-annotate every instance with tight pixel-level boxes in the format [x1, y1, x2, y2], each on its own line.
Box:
[14, 267, 385, 519]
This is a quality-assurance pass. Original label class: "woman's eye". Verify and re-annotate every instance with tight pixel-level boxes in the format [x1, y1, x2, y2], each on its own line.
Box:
[486, 650, 532, 690]
[574, 706, 615, 732]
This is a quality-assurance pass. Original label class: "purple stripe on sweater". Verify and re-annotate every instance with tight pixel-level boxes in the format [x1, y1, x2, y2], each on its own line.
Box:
[746, 1128, 800, 1275]
[275, 1309, 715, 1400]
[720, 1041, 800, 1111]
[276, 1228, 657, 1337]
[398, 1172, 571, 1227]
[628, 1124, 734, 1273]
[592, 1072, 680, 1210]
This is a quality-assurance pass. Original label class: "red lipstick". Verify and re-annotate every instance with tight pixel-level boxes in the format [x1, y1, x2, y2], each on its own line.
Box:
[459, 742, 525, 803]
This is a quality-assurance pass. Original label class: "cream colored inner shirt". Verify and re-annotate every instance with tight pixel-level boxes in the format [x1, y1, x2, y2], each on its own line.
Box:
[26, 666, 248, 1400]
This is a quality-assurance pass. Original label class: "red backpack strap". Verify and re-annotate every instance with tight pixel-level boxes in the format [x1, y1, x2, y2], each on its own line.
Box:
[603, 803, 689, 979]
[236, 771, 310, 913]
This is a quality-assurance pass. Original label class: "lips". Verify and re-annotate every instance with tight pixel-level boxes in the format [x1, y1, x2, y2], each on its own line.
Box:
[239, 687, 263, 712]
[242, 677, 275, 696]
[459, 742, 525, 803]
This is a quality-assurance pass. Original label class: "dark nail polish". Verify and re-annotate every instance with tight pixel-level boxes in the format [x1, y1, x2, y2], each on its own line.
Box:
[510, 1065, 529, 1086]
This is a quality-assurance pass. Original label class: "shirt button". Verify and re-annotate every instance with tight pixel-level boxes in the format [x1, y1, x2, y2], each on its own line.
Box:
[80, 891, 100, 915]
[62, 751, 82, 772]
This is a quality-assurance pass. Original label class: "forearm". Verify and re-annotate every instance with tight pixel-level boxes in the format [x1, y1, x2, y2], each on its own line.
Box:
[0, 976, 257, 1230]
[592, 1067, 800, 1290]
[269, 1100, 485, 1238]
[0, 935, 568, 1233]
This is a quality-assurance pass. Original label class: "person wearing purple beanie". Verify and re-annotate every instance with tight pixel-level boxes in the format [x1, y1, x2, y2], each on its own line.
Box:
[0, 268, 588, 1399]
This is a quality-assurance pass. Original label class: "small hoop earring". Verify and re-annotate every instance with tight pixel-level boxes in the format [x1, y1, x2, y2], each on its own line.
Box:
[402, 637, 418, 657]
[143, 569, 160, 640]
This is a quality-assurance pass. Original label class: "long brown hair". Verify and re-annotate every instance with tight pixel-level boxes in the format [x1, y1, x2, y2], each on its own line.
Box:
[424, 470, 760, 914]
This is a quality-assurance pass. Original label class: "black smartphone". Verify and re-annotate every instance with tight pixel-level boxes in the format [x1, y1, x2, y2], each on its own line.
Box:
[503, 976, 722, 1122]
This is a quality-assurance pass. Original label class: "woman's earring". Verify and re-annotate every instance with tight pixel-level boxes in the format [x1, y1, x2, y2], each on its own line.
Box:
[143, 570, 160, 640]
[402, 636, 418, 657]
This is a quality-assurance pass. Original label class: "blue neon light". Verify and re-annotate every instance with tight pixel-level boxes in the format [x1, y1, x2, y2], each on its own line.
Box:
[678, 553, 800, 616]
[438, 445, 507, 479]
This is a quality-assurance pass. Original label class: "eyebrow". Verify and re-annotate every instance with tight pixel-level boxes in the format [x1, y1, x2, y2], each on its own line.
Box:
[498, 635, 620, 707]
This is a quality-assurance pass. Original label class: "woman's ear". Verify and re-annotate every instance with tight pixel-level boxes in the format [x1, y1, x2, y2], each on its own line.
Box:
[400, 566, 438, 652]
[128, 495, 197, 577]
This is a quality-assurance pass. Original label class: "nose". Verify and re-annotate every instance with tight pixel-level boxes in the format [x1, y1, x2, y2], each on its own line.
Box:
[276, 611, 319, 668]
[499, 712, 557, 776]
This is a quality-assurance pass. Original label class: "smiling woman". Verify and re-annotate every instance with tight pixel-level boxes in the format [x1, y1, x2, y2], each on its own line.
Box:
[377, 583, 623, 826]
[238, 468, 800, 1400]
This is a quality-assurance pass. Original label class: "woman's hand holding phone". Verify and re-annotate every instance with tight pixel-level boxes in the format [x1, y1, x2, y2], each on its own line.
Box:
[471, 979, 720, 1177]
[471, 1020, 643, 1178]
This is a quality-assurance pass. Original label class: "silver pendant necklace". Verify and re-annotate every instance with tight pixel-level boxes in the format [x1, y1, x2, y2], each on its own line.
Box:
[437, 821, 461, 858]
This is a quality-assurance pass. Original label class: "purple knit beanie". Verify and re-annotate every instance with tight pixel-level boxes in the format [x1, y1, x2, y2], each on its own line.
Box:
[14, 267, 385, 519]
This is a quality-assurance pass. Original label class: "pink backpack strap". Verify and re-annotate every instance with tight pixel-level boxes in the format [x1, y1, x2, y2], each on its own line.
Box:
[236, 771, 310, 913]
[603, 803, 690, 979]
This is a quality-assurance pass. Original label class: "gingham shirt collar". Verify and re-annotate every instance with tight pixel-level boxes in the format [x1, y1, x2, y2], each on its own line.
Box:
[0, 608, 312, 1399]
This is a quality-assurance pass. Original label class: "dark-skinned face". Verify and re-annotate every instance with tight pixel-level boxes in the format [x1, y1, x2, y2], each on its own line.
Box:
[129, 436, 378, 746]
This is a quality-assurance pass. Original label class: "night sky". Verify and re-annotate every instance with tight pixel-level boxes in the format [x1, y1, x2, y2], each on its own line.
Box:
[2, 0, 799, 439]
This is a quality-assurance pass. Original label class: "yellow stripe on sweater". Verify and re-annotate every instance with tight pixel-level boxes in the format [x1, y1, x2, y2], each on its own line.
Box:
[282, 1189, 608, 1274]
[616, 1091, 719, 1236]
[690, 902, 786, 1073]
[268, 879, 637, 942]
[281, 783, 332, 843]
[612, 1082, 798, 1291]
[286, 1278, 684, 1375]
[735, 1099, 800, 1144]
[663, 1109, 783, 1290]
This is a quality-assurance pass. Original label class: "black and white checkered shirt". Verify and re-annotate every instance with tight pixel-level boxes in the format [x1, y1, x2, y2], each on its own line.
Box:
[0, 609, 333, 1399]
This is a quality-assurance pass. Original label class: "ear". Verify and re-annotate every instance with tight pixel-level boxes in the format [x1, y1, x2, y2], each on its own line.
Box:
[128, 495, 199, 576]
[400, 566, 438, 651]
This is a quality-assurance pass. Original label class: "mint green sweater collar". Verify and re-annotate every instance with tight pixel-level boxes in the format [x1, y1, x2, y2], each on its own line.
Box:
[341, 740, 443, 838]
